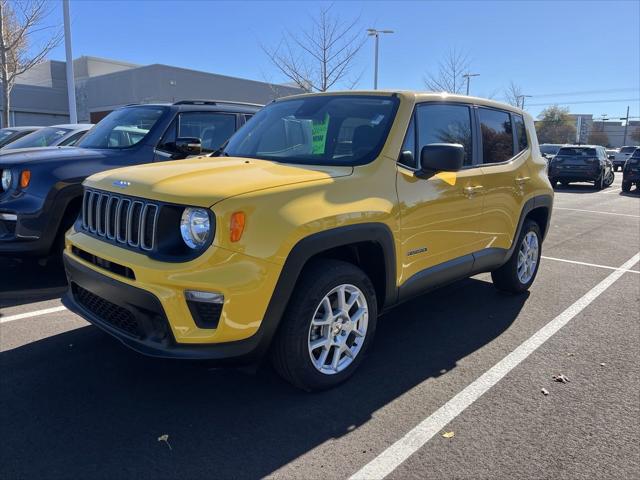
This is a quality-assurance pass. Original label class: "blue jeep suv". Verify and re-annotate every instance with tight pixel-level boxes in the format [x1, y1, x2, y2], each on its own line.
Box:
[0, 100, 260, 258]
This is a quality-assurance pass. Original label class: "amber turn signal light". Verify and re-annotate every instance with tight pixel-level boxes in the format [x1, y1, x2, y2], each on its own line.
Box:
[230, 212, 246, 242]
[20, 170, 31, 189]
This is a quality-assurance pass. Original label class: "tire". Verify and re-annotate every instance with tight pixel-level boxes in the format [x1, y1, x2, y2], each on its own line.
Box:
[604, 169, 615, 187]
[491, 219, 542, 294]
[622, 181, 631, 193]
[549, 177, 558, 188]
[595, 170, 605, 190]
[271, 259, 378, 391]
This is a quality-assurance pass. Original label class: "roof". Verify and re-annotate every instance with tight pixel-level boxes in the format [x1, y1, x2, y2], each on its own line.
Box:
[121, 101, 261, 114]
[2, 126, 41, 131]
[50, 124, 94, 129]
[275, 90, 527, 114]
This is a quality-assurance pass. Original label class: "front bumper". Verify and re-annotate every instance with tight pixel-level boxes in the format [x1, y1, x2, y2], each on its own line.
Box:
[63, 254, 273, 362]
[62, 229, 285, 361]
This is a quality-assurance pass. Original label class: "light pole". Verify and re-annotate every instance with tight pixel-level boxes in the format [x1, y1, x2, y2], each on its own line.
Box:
[462, 73, 480, 95]
[367, 29, 394, 90]
[63, 0, 77, 123]
[516, 94, 532, 109]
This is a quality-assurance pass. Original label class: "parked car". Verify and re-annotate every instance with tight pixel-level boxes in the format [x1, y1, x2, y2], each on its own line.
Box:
[540, 143, 565, 162]
[0, 100, 261, 258]
[606, 148, 618, 160]
[0, 124, 93, 152]
[62, 91, 553, 391]
[612, 146, 639, 171]
[622, 148, 640, 193]
[0, 126, 42, 149]
[548, 145, 614, 189]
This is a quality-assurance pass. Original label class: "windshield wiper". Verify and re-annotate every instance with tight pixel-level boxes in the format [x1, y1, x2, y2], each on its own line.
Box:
[210, 140, 230, 157]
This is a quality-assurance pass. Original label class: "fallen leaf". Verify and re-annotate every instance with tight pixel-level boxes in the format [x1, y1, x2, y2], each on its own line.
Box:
[442, 431, 455, 439]
[567, 353, 575, 357]
[599, 363, 606, 367]
[541, 388, 549, 396]
[158, 434, 172, 450]
[552, 374, 570, 383]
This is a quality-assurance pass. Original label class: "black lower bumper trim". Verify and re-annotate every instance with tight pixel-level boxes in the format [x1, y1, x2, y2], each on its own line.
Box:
[62, 254, 267, 363]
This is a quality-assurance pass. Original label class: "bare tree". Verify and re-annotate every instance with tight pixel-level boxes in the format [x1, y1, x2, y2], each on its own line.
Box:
[504, 81, 524, 107]
[0, 0, 61, 127]
[423, 48, 471, 94]
[262, 5, 366, 92]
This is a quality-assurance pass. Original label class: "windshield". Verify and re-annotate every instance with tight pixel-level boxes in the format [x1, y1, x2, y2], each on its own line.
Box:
[6, 127, 71, 149]
[78, 107, 166, 149]
[621, 146, 638, 153]
[222, 95, 399, 166]
[540, 145, 561, 155]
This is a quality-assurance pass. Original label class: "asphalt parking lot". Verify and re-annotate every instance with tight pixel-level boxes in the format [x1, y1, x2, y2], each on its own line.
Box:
[1, 178, 639, 480]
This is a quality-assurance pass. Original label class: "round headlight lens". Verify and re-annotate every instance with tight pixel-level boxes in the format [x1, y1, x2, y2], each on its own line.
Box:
[180, 208, 211, 249]
[1, 169, 12, 191]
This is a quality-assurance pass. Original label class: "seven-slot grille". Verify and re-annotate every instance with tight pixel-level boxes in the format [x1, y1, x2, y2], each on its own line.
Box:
[81, 189, 158, 251]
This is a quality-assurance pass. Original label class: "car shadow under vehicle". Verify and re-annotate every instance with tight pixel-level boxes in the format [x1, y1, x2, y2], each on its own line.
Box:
[553, 183, 609, 194]
[0, 257, 67, 309]
[0, 277, 527, 479]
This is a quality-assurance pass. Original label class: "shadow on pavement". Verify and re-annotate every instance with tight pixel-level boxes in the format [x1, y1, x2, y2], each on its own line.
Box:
[0, 257, 67, 309]
[0, 277, 528, 479]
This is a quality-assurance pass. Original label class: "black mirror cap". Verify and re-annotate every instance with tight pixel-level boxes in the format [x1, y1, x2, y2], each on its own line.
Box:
[418, 143, 464, 175]
[176, 137, 202, 156]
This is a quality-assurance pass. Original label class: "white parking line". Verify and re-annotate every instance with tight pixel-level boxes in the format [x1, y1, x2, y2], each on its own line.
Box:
[0, 306, 67, 324]
[555, 207, 640, 218]
[542, 255, 640, 273]
[350, 251, 640, 480]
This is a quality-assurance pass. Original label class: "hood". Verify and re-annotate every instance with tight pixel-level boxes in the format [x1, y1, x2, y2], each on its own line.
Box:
[85, 156, 354, 207]
[0, 146, 110, 165]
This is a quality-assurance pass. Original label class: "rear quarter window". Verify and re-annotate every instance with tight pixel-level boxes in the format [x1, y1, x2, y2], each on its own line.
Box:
[479, 108, 514, 163]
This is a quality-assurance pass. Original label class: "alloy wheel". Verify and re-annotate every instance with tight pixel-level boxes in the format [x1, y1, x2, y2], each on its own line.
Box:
[307, 284, 369, 375]
[517, 231, 539, 284]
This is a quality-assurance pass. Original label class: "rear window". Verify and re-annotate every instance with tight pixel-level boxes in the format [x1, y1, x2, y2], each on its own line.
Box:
[557, 147, 597, 157]
[620, 146, 637, 153]
[513, 114, 528, 153]
[540, 144, 561, 155]
[479, 108, 514, 163]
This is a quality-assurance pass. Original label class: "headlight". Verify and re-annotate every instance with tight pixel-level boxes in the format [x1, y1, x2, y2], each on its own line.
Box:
[1, 169, 12, 191]
[180, 207, 211, 249]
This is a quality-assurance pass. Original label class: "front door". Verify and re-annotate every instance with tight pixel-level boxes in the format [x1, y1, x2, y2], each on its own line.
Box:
[396, 102, 485, 285]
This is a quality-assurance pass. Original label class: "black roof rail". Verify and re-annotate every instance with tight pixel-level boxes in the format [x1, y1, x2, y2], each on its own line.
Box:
[173, 99, 264, 108]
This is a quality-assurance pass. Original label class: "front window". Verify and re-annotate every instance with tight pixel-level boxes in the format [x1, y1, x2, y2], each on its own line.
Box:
[159, 112, 237, 154]
[78, 107, 166, 149]
[222, 95, 399, 166]
[6, 127, 72, 149]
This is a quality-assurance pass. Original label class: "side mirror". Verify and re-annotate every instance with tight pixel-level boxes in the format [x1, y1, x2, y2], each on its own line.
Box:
[175, 137, 202, 156]
[417, 143, 464, 176]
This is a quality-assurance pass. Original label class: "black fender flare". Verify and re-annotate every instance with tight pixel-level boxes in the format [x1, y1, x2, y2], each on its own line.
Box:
[505, 194, 553, 262]
[250, 222, 397, 359]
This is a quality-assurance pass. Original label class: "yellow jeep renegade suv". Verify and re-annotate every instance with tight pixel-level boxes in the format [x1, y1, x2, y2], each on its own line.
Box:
[63, 91, 553, 391]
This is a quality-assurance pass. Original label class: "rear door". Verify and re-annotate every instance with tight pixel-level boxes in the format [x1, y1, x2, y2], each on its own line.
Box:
[478, 108, 532, 252]
[396, 102, 485, 283]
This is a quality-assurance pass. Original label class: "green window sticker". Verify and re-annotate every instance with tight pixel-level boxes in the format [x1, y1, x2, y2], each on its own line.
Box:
[312, 113, 330, 154]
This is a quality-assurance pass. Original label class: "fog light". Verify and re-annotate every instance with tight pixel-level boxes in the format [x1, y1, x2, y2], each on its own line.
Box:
[185, 290, 224, 329]
[185, 290, 224, 303]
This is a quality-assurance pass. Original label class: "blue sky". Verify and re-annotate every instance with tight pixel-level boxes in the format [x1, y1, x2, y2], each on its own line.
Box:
[34, 0, 640, 120]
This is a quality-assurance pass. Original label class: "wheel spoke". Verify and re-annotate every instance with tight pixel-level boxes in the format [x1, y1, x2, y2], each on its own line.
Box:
[337, 285, 347, 312]
[310, 337, 328, 352]
[350, 307, 366, 325]
[331, 345, 342, 371]
[316, 346, 329, 367]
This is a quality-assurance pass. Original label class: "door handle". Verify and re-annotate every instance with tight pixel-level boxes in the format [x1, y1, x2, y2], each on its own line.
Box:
[463, 185, 483, 197]
[515, 176, 530, 185]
